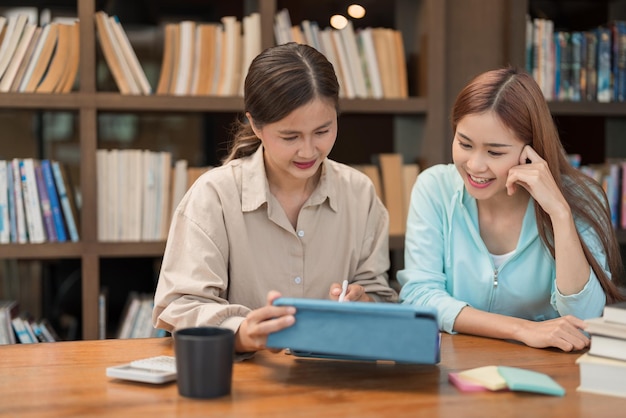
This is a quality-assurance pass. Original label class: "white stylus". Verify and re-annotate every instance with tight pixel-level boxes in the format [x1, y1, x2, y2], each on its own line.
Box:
[338, 280, 348, 302]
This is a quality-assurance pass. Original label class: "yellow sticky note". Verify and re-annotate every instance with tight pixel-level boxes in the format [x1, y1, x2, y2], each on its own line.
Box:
[457, 365, 508, 391]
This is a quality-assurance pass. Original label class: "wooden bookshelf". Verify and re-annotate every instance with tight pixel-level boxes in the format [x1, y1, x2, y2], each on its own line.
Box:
[0, 0, 445, 340]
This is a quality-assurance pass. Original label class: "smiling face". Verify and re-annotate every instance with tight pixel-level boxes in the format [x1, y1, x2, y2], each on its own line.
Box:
[452, 111, 526, 201]
[249, 98, 338, 185]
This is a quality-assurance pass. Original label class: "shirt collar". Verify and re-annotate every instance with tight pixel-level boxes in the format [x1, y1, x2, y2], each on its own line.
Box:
[240, 145, 337, 213]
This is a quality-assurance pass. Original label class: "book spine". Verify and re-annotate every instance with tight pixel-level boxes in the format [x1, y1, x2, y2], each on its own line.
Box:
[34, 163, 57, 242]
[0, 160, 8, 243]
[41, 160, 67, 242]
[597, 27, 612, 102]
[10, 160, 27, 243]
[6, 160, 17, 242]
[51, 161, 79, 242]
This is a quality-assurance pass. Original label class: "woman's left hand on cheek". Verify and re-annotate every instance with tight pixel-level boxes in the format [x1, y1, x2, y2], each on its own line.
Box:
[506, 145, 566, 215]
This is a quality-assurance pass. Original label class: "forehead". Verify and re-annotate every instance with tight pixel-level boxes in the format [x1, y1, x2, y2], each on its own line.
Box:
[456, 111, 523, 146]
[272, 98, 337, 131]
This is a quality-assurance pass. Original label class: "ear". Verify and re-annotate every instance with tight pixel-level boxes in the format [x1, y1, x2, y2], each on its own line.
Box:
[246, 112, 262, 140]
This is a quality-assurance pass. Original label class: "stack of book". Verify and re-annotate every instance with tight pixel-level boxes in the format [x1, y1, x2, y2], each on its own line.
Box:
[0, 299, 60, 344]
[577, 301, 626, 398]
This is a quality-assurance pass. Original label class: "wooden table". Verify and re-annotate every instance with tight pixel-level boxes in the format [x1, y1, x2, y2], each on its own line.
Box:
[1, 334, 624, 417]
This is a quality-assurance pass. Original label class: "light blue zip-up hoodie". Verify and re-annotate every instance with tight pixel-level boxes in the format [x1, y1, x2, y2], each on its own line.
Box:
[398, 164, 608, 333]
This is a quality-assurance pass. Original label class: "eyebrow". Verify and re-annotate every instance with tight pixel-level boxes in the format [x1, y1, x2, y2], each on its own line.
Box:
[278, 120, 333, 135]
[457, 132, 514, 148]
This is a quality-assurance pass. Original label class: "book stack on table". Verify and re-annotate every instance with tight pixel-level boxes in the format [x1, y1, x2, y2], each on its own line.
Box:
[576, 301, 626, 398]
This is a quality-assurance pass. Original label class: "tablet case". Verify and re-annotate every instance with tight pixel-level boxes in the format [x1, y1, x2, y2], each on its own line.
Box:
[266, 298, 440, 364]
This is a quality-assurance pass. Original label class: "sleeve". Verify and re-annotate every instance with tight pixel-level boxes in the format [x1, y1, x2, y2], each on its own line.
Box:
[152, 185, 251, 336]
[353, 188, 398, 303]
[551, 222, 607, 318]
[397, 170, 468, 332]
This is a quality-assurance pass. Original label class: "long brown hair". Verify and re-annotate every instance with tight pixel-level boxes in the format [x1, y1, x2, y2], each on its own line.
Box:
[223, 42, 340, 163]
[451, 67, 624, 303]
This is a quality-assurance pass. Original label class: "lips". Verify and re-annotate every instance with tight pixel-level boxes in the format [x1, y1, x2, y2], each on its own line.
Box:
[467, 173, 493, 188]
[294, 160, 316, 169]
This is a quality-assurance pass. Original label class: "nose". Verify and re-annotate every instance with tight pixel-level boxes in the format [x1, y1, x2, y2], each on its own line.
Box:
[299, 135, 316, 158]
[466, 153, 487, 172]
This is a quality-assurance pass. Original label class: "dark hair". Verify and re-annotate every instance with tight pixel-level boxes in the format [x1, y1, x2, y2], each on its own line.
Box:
[451, 67, 624, 303]
[223, 42, 340, 163]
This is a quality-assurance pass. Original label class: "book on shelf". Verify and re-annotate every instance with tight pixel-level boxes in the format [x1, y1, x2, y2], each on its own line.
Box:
[19, 158, 46, 243]
[0, 161, 8, 244]
[50, 161, 80, 242]
[0, 300, 18, 345]
[117, 292, 166, 339]
[9, 25, 42, 92]
[377, 153, 407, 236]
[95, 11, 134, 95]
[56, 20, 80, 93]
[0, 21, 36, 92]
[33, 163, 57, 242]
[576, 353, 626, 398]
[0, 13, 29, 82]
[172, 20, 196, 96]
[10, 160, 28, 243]
[41, 160, 68, 242]
[22, 22, 59, 93]
[108, 15, 151, 95]
[36, 22, 73, 93]
[156, 23, 177, 95]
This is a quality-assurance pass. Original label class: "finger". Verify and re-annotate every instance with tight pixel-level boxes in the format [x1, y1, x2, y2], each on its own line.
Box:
[521, 145, 542, 164]
[266, 290, 282, 306]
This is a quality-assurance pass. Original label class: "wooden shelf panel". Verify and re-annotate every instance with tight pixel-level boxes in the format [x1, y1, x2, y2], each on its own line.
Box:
[95, 241, 167, 257]
[0, 93, 85, 110]
[339, 97, 427, 114]
[0, 243, 83, 259]
[95, 93, 244, 112]
[548, 101, 626, 116]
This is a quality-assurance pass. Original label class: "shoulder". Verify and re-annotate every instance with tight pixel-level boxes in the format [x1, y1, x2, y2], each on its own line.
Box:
[415, 164, 462, 196]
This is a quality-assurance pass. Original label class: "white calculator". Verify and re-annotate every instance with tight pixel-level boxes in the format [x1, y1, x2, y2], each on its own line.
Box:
[106, 355, 177, 384]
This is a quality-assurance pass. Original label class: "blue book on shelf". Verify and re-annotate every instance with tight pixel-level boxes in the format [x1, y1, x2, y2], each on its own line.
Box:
[6, 160, 17, 243]
[34, 163, 57, 242]
[51, 161, 79, 242]
[596, 26, 612, 102]
[41, 160, 67, 242]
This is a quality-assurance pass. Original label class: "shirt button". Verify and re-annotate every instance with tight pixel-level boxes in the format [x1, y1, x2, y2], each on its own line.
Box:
[294, 276, 302, 284]
[297, 230, 304, 237]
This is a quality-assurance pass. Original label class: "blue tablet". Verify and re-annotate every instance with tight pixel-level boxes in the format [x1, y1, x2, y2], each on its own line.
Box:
[266, 298, 440, 364]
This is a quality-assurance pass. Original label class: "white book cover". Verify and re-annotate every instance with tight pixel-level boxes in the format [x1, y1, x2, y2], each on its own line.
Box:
[331, 29, 355, 99]
[141, 151, 157, 241]
[318, 29, 346, 98]
[0, 22, 36, 92]
[274, 8, 293, 45]
[0, 14, 28, 80]
[19, 158, 46, 243]
[0, 160, 8, 243]
[358, 28, 383, 99]
[96, 149, 108, 241]
[157, 151, 172, 240]
[127, 149, 144, 241]
[339, 20, 368, 98]
[173, 20, 196, 96]
[170, 159, 188, 222]
[239, 12, 261, 96]
[11, 159, 27, 243]
[218, 16, 241, 96]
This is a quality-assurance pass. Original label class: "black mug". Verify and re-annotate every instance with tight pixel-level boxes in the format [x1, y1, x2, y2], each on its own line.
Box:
[173, 326, 235, 399]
